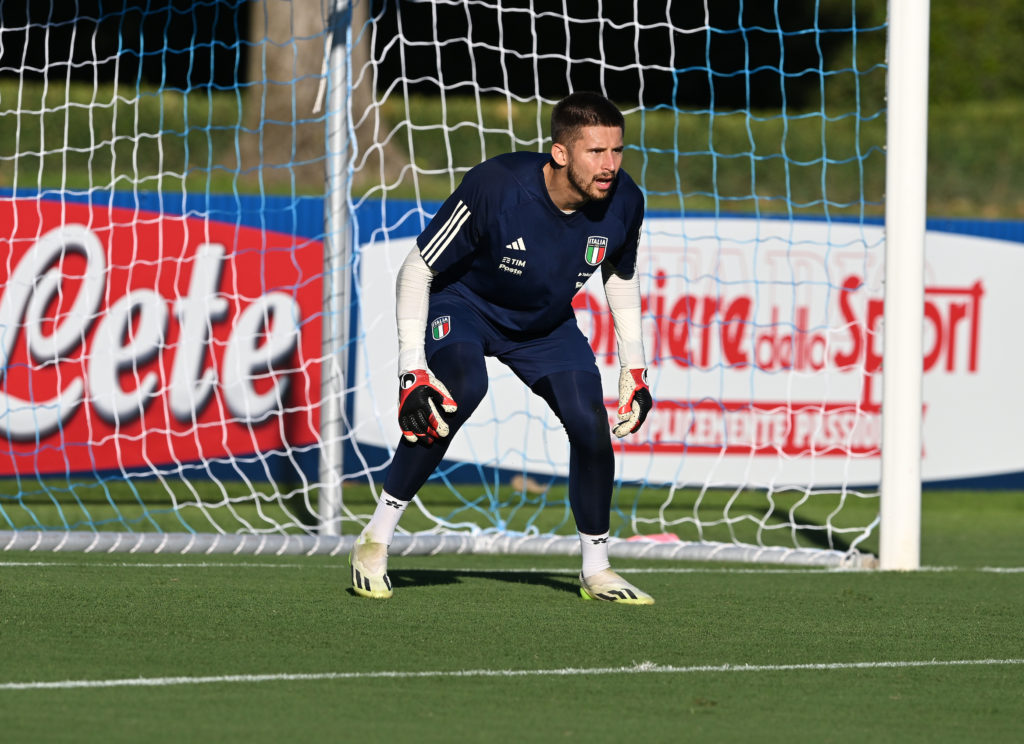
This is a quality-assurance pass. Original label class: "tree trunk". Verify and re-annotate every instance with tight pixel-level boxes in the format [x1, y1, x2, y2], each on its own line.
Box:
[244, 0, 405, 195]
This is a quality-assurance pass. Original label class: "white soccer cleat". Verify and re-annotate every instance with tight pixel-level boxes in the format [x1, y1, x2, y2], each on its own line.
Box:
[349, 539, 393, 599]
[579, 569, 654, 605]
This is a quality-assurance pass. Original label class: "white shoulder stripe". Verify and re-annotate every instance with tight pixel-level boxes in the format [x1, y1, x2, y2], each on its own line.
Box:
[421, 200, 471, 267]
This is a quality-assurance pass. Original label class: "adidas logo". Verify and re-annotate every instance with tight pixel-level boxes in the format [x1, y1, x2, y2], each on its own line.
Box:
[352, 566, 392, 592]
[505, 237, 526, 251]
[589, 536, 609, 545]
[597, 588, 638, 601]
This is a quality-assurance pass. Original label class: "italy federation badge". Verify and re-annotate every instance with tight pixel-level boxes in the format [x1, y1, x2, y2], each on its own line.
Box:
[431, 315, 452, 340]
[585, 235, 608, 266]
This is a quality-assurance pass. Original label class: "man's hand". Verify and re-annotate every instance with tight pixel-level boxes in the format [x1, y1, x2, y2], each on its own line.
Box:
[398, 369, 458, 444]
[612, 368, 652, 438]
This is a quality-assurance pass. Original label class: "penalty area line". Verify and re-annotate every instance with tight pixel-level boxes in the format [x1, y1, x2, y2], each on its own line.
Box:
[3, 658, 1023, 692]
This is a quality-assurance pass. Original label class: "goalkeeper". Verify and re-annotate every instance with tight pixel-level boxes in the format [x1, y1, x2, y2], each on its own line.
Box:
[350, 92, 654, 604]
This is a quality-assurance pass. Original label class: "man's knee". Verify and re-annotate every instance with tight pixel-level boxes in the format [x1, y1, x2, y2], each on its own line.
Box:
[532, 371, 611, 451]
[429, 343, 488, 420]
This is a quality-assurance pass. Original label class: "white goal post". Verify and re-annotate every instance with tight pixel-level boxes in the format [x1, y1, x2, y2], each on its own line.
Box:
[878, 0, 930, 570]
[0, 0, 927, 568]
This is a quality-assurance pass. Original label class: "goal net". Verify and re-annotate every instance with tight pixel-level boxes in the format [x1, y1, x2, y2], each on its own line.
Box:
[0, 0, 892, 566]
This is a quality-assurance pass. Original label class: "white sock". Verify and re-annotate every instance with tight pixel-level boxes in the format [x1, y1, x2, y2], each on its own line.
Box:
[359, 492, 409, 545]
[579, 531, 611, 578]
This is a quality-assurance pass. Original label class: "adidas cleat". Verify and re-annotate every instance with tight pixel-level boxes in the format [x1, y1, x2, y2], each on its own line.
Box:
[349, 539, 393, 599]
[579, 569, 654, 605]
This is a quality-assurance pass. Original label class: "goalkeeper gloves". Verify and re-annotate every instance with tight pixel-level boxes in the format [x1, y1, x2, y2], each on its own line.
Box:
[612, 368, 653, 438]
[398, 369, 458, 444]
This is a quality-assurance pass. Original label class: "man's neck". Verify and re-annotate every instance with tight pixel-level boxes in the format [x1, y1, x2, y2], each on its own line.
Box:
[543, 161, 584, 213]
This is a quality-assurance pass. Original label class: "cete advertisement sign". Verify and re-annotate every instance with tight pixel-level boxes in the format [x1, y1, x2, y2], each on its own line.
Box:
[0, 198, 322, 475]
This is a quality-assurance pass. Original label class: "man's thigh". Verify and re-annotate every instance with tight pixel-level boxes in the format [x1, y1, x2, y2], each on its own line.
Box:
[495, 318, 600, 388]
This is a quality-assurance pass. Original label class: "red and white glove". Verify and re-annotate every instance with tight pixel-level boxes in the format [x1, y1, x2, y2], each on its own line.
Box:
[612, 368, 653, 438]
[398, 369, 458, 444]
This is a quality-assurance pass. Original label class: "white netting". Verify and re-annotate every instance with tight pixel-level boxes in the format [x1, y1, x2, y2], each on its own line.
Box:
[0, 0, 888, 564]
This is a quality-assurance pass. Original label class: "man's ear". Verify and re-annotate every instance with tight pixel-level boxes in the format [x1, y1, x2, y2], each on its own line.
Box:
[550, 142, 568, 167]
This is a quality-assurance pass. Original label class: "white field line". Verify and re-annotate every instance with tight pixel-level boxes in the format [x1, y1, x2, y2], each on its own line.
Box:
[0, 561, 1022, 574]
[2, 658, 1022, 692]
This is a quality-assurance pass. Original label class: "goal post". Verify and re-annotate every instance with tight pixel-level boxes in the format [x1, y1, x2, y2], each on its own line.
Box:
[319, 0, 355, 537]
[0, 0, 927, 569]
[879, 0, 930, 570]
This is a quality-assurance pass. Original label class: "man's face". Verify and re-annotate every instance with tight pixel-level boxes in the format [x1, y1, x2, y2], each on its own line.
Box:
[563, 125, 624, 203]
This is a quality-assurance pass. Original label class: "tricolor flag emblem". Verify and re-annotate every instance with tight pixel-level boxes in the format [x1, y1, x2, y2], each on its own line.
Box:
[585, 236, 608, 265]
[431, 315, 452, 340]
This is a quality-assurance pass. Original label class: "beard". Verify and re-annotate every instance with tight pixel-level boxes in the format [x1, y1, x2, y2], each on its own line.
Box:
[567, 161, 615, 203]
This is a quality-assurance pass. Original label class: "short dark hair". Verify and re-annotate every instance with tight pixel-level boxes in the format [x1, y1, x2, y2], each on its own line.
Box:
[550, 92, 625, 146]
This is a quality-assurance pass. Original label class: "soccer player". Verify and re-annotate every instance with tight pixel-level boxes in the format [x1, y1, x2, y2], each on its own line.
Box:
[350, 92, 654, 604]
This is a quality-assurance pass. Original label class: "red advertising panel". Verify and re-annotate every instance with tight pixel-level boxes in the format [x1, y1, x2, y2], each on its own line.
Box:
[0, 199, 322, 475]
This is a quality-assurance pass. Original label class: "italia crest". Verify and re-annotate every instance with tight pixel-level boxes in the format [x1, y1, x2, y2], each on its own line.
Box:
[430, 315, 452, 340]
[585, 235, 608, 266]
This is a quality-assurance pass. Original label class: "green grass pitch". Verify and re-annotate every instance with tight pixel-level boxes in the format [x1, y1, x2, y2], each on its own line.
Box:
[1, 490, 1022, 743]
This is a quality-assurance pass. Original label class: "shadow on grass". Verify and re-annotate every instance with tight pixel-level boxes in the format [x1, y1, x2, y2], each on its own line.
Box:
[345, 569, 579, 597]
